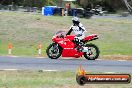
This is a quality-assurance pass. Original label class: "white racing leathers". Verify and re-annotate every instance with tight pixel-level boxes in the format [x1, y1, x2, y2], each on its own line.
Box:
[70, 23, 86, 40]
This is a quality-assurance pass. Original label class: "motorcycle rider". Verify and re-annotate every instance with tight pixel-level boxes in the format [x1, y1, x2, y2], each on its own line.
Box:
[66, 17, 86, 51]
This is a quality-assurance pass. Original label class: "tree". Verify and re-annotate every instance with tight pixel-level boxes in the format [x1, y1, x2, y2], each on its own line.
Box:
[105, 0, 126, 11]
[78, 0, 126, 12]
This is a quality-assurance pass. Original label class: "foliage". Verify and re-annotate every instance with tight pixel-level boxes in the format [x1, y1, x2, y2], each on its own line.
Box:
[0, 0, 55, 8]
[0, 0, 128, 11]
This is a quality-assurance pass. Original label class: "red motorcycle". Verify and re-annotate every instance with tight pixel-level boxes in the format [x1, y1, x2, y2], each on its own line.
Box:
[46, 31, 100, 60]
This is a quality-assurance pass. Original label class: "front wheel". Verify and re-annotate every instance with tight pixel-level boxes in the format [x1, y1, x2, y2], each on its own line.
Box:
[84, 44, 100, 60]
[46, 43, 62, 59]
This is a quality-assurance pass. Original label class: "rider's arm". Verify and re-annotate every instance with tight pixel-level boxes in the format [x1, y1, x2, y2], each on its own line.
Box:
[78, 23, 86, 32]
[66, 27, 73, 35]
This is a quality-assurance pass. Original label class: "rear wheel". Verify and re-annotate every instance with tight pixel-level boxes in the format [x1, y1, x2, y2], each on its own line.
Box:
[84, 44, 99, 60]
[46, 43, 62, 59]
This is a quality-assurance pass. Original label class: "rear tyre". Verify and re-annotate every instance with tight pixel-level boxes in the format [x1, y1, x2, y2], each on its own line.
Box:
[84, 44, 99, 60]
[46, 43, 62, 59]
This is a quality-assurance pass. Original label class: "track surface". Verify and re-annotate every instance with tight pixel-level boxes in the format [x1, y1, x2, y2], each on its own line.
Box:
[0, 56, 132, 73]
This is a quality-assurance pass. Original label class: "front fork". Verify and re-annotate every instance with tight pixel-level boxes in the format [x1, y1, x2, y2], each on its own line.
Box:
[52, 43, 59, 53]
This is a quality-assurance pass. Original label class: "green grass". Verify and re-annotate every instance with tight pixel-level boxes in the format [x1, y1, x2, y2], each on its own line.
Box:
[0, 12, 132, 56]
[0, 71, 75, 88]
[0, 71, 131, 88]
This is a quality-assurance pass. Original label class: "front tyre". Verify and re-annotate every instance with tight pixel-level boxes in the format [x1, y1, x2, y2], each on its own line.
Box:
[84, 44, 100, 60]
[46, 43, 62, 59]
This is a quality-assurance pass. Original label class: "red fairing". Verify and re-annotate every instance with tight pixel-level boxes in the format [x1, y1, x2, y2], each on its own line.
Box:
[52, 35, 83, 57]
[65, 35, 75, 41]
[83, 34, 98, 42]
[62, 49, 83, 57]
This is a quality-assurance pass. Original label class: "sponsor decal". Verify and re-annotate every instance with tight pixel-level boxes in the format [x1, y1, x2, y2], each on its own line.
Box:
[64, 48, 74, 49]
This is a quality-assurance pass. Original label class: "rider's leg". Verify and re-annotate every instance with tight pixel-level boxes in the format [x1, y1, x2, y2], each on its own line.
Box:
[74, 36, 84, 52]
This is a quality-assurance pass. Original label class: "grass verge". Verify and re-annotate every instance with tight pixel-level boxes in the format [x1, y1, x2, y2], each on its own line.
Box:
[0, 12, 132, 59]
[0, 71, 131, 88]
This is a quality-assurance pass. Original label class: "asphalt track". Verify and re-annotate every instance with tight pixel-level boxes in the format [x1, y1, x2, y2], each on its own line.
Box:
[0, 56, 132, 73]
